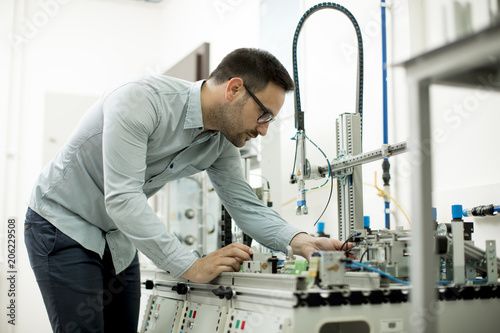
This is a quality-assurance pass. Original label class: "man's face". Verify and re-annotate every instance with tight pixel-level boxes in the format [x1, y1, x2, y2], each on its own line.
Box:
[218, 82, 286, 148]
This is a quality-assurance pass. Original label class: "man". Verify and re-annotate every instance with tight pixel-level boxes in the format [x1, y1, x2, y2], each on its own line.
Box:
[25, 48, 347, 332]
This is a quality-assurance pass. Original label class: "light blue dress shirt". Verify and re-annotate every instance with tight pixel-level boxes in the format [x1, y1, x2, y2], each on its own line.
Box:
[29, 75, 303, 276]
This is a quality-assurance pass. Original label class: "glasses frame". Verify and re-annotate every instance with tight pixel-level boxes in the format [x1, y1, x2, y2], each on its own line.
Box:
[242, 82, 275, 124]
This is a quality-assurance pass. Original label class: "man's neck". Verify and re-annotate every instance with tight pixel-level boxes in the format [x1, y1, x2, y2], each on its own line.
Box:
[200, 79, 222, 132]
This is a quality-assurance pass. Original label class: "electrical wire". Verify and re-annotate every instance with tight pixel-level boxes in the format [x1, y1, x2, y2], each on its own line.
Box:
[359, 247, 369, 263]
[290, 131, 331, 193]
[314, 177, 334, 226]
[290, 3, 363, 229]
[290, 131, 333, 226]
[348, 261, 489, 287]
[346, 261, 410, 286]
[281, 182, 337, 207]
[341, 233, 357, 252]
[367, 171, 412, 227]
[290, 132, 299, 180]
[281, 178, 411, 228]
[301, 132, 331, 193]
[437, 279, 488, 285]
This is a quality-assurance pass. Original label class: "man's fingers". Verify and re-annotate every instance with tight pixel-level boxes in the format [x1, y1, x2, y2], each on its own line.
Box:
[217, 257, 242, 272]
[217, 265, 239, 274]
[220, 244, 253, 261]
[181, 243, 254, 283]
[224, 242, 254, 254]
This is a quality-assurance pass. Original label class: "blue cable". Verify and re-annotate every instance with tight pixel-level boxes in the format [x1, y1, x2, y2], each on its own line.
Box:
[436, 280, 452, 285]
[292, 131, 331, 193]
[347, 261, 490, 287]
[437, 279, 488, 285]
[381, 0, 391, 229]
[346, 261, 410, 285]
[381, 0, 388, 147]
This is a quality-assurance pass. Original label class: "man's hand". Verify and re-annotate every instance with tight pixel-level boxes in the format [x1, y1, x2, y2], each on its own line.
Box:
[289, 232, 353, 260]
[181, 243, 254, 283]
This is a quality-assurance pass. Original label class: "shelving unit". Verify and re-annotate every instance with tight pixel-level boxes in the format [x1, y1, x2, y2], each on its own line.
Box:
[402, 23, 500, 333]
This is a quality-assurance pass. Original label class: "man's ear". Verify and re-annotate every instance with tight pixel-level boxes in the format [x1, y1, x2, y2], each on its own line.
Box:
[225, 77, 244, 102]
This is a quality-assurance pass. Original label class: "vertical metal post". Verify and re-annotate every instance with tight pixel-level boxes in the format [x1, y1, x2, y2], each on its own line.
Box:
[336, 113, 364, 240]
[486, 240, 498, 284]
[408, 80, 437, 333]
[451, 220, 465, 284]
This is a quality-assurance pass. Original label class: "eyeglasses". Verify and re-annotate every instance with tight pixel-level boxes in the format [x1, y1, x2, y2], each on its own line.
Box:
[242, 83, 275, 124]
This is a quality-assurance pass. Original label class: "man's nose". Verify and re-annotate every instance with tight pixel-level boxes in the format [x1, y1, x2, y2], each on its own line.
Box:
[256, 122, 270, 136]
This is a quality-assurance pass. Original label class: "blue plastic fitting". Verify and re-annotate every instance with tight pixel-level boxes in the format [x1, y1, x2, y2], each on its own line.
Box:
[364, 216, 370, 228]
[451, 205, 463, 219]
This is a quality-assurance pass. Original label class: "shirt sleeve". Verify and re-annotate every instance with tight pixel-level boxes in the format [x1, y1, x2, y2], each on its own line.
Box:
[102, 82, 197, 277]
[206, 141, 303, 252]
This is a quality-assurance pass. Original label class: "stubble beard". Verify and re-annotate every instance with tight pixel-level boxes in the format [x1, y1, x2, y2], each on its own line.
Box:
[214, 98, 248, 148]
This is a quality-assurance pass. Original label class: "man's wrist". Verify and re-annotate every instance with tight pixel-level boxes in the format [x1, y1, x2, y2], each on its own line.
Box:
[289, 232, 314, 258]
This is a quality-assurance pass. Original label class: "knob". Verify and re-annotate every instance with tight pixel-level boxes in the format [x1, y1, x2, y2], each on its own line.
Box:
[172, 283, 189, 295]
[212, 286, 234, 300]
[144, 280, 154, 290]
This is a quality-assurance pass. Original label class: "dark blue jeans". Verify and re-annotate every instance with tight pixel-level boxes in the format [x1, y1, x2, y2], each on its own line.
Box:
[24, 208, 141, 333]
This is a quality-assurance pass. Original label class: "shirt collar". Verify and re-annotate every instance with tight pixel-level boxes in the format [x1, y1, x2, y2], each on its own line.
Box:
[184, 80, 205, 130]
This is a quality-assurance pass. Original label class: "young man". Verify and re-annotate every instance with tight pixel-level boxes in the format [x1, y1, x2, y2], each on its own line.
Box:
[25, 48, 347, 332]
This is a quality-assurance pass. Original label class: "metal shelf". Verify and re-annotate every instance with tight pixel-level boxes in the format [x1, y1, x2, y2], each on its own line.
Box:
[403, 23, 500, 89]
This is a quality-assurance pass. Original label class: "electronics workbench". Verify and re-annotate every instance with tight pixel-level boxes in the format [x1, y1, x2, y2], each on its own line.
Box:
[139, 224, 500, 333]
[140, 4, 500, 333]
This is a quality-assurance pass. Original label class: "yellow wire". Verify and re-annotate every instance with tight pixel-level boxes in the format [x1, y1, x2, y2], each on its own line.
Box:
[367, 171, 412, 227]
[281, 183, 336, 207]
[281, 172, 412, 228]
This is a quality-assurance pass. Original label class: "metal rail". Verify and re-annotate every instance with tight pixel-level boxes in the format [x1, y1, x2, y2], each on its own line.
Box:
[318, 141, 407, 177]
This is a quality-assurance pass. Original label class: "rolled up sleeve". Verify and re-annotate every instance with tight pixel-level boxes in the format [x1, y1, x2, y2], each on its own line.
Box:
[207, 143, 303, 252]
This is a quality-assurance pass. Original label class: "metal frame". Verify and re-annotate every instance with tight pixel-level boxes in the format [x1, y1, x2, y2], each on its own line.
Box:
[401, 24, 500, 333]
[336, 113, 364, 240]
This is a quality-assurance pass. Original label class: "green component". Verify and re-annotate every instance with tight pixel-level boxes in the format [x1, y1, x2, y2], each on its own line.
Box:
[236, 320, 240, 329]
[281, 260, 309, 276]
[189, 310, 193, 318]
[294, 260, 309, 275]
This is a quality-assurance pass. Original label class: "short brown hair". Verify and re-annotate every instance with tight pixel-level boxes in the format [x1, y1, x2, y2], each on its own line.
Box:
[208, 48, 294, 93]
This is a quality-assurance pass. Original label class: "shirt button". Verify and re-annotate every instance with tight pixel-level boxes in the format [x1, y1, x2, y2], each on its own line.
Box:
[170, 164, 174, 168]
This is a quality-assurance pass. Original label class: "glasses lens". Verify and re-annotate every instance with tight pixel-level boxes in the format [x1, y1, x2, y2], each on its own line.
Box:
[258, 112, 274, 124]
